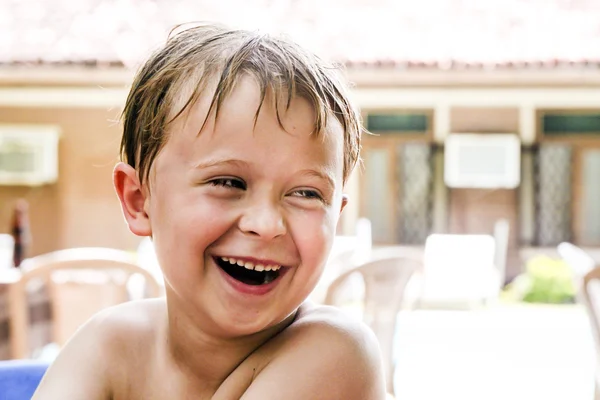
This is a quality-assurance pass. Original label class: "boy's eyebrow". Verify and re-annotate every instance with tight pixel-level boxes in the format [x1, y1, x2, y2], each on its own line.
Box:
[297, 169, 336, 190]
[192, 158, 251, 170]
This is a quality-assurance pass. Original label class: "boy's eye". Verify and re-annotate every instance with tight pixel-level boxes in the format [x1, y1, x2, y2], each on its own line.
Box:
[291, 189, 323, 201]
[209, 178, 246, 190]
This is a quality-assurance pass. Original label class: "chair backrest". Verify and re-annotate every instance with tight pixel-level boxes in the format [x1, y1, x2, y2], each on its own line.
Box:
[580, 266, 600, 396]
[324, 256, 421, 395]
[8, 247, 163, 359]
[308, 237, 361, 304]
[424, 234, 496, 276]
[136, 237, 164, 283]
[558, 244, 600, 394]
[558, 242, 596, 280]
[422, 234, 499, 305]
[582, 268, 600, 352]
[557, 242, 597, 308]
[0, 360, 49, 400]
[0, 233, 15, 269]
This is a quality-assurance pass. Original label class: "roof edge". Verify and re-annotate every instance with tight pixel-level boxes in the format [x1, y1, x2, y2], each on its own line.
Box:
[2, 64, 600, 88]
[0, 65, 135, 87]
[344, 66, 600, 88]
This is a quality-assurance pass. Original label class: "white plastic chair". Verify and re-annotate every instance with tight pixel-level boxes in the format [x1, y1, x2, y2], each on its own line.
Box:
[0, 234, 15, 270]
[558, 243, 600, 399]
[324, 256, 421, 396]
[558, 242, 596, 280]
[581, 267, 600, 400]
[420, 234, 500, 308]
[8, 247, 163, 359]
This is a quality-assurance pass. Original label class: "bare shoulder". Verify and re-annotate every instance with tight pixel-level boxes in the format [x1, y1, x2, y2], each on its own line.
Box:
[91, 297, 165, 344]
[286, 302, 383, 356]
[287, 303, 385, 373]
[94, 298, 165, 356]
[33, 298, 165, 400]
[293, 301, 375, 331]
[242, 302, 386, 400]
[68, 297, 165, 363]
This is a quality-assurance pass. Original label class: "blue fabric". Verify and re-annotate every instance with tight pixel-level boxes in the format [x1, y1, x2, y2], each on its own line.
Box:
[0, 360, 49, 400]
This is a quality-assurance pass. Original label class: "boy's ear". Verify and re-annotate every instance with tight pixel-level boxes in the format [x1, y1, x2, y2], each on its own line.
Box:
[113, 162, 152, 237]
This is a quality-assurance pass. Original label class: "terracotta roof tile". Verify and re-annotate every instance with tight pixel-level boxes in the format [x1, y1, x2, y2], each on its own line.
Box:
[1, 0, 600, 69]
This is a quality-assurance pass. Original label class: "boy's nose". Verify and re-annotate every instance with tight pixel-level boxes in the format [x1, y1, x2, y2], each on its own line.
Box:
[238, 201, 287, 239]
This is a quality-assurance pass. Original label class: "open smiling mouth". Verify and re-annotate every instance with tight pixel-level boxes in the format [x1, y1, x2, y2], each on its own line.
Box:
[215, 256, 282, 286]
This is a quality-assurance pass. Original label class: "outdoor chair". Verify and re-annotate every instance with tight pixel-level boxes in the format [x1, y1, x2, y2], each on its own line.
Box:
[309, 233, 369, 304]
[324, 256, 421, 396]
[580, 266, 600, 400]
[420, 233, 501, 308]
[557, 242, 596, 283]
[557, 243, 600, 399]
[8, 247, 163, 359]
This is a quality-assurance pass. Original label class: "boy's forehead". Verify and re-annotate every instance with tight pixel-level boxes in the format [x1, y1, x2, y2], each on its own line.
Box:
[162, 75, 345, 173]
[168, 73, 219, 124]
[173, 75, 330, 139]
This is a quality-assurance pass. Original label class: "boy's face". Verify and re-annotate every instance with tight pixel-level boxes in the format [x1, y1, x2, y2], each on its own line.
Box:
[120, 76, 347, 337]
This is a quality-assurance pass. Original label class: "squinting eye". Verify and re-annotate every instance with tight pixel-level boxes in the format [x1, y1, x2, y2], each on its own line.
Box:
[293, 189, 323, 200]
[210, 178, 246, 190]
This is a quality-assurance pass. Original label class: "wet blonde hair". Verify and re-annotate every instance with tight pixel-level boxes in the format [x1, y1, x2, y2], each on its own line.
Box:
[121, 22, 364, 185]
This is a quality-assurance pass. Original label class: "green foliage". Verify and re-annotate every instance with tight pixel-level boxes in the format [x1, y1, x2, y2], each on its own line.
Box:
[503, 255, 576, 304]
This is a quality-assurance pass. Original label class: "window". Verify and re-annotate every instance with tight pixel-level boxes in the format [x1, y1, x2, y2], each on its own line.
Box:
[531, 109, 600, 245]
[363, 148, 394, 243]
[523, 144, 600, 246]
[533, 144, 572, 246]
[580, 149, 600, 244]
[540, 111, 600, 137]
[366, 112, 431, 135]
[360, 143, 435, 245]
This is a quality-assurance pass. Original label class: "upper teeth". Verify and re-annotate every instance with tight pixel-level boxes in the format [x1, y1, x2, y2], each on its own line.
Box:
[221, 257, 281, 272]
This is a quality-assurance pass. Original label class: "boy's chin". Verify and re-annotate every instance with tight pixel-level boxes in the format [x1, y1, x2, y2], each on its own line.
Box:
[212, 306, 298, 339]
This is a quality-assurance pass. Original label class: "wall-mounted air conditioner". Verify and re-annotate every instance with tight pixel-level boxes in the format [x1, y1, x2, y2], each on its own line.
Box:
[0, 124, 61, 186]
[444, 133, 521, 189]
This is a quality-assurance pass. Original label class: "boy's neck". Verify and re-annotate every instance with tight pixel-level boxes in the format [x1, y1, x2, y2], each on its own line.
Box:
[162, 294, 297, 391]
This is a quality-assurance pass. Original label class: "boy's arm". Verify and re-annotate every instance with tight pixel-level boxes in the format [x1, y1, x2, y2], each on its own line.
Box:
[32, 312, 114, 400]
[241, 317, 387, 400]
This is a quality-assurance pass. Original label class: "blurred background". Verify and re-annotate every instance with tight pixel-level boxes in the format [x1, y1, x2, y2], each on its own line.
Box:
[0, 1, 599, 399]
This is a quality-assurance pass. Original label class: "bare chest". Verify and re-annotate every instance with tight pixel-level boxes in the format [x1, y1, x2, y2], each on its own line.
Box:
[110, 351, 261, 400]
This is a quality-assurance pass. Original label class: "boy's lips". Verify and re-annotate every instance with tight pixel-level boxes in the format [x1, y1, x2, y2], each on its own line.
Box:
[215, 255, 289, 269]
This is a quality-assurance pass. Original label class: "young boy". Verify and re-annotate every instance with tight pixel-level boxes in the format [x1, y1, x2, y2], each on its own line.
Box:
[33, 22, 386, 399]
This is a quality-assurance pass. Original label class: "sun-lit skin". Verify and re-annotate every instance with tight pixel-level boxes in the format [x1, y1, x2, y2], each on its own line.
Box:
[119, 74, 347, 373]
[31, 27, 386, 399]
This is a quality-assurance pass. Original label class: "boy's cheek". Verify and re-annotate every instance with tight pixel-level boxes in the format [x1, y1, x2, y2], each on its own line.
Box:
[165, 202, 238, 243]
[293, 215, 335, 253]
